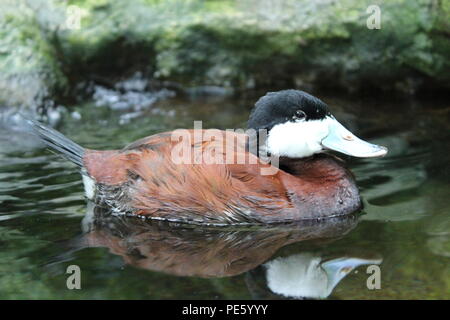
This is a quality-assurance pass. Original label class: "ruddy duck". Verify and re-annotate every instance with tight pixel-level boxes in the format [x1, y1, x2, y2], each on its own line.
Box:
[28, 90, 387, 225]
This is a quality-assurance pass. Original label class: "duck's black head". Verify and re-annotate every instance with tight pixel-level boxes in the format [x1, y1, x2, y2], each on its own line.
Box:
[247, 89, 387, 159]
[248, 90, 331, 132]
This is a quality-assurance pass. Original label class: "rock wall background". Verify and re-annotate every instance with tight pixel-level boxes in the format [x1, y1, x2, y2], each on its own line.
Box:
[0, 0, 449, 111]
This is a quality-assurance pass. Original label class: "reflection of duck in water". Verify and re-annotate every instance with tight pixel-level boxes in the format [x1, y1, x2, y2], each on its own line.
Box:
[28, 90, 386, 224]
[78, 205, 360, 278]
[260, 253, 382, 299]
[77, 206, 380, 298]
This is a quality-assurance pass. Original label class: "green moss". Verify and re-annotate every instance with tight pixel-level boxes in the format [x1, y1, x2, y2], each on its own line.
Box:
[1, 0, 449, 110]
[0, 0, 68, 110]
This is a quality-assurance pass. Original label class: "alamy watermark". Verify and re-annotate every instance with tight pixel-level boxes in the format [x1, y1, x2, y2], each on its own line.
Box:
[366, 5, 381, 30]
[66, 265, 81, 290]
[64, 263, 381, 292]
[65, 5, 87, 30]
[366, 264, 381, 290]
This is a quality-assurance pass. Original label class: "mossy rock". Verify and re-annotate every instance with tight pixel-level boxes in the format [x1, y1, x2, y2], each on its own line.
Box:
[1, 0, 449, 111]
[0, 0, 68, 111]
[61, 0, 449, 93]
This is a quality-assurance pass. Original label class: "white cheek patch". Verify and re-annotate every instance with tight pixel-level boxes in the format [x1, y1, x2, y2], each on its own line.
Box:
[266, 118, 330, 158]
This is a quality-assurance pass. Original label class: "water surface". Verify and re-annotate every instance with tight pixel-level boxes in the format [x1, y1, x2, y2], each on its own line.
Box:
[0, 90, 449, 299]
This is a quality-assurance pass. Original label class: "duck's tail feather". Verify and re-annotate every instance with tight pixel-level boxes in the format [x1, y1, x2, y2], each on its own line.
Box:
[26, 118, 85, 168]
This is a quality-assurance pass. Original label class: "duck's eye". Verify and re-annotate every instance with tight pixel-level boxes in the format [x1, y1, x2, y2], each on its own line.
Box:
[293, 110, 306, 121]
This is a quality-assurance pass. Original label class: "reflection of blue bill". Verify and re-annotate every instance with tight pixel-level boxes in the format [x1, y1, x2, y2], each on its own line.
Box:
[265, 253, 382, 299]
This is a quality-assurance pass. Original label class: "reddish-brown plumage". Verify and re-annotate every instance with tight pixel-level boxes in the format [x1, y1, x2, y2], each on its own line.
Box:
[83, 130, 361, 224]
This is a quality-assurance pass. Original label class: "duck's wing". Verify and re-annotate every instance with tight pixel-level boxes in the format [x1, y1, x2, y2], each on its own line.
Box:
[84, 130, 291, 224]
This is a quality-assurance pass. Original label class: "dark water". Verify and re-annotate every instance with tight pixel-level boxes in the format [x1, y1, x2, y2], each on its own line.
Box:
[0, 90, 449, 299]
